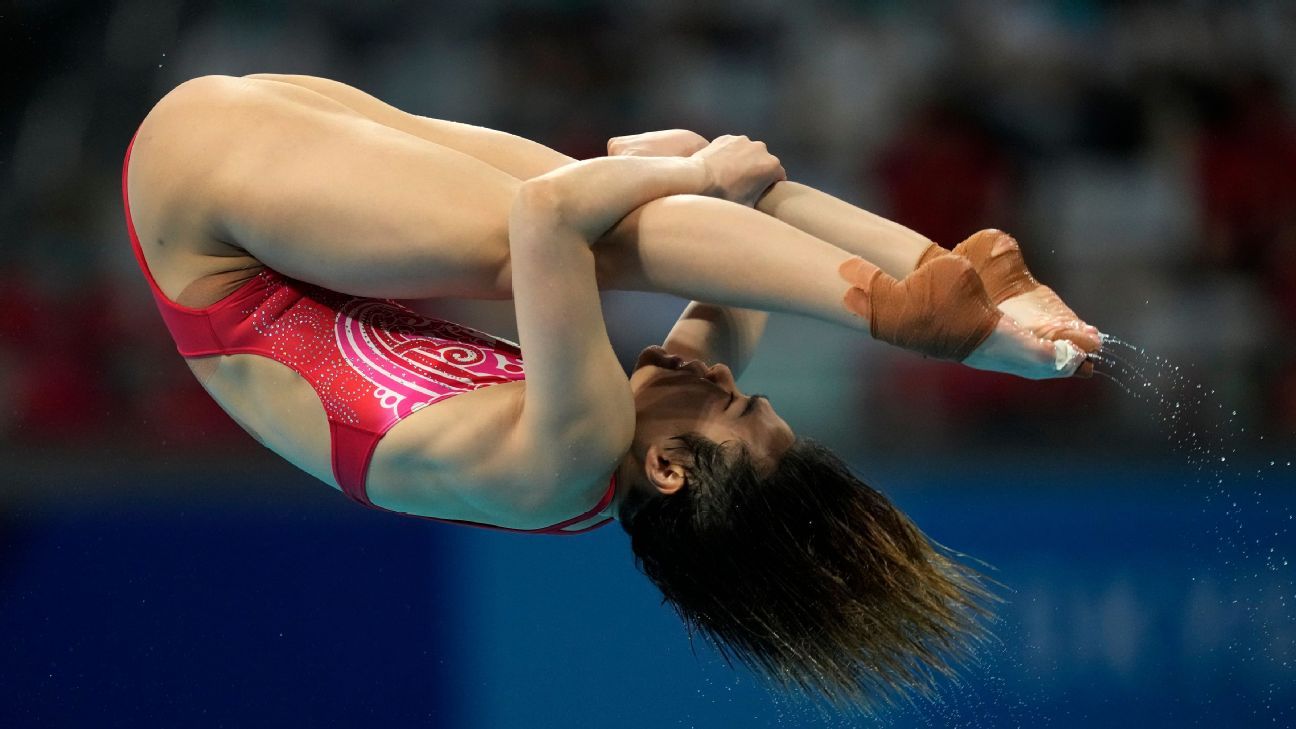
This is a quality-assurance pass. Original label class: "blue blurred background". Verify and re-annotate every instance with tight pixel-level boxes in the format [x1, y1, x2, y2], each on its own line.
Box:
[2, 1, 1294, 726]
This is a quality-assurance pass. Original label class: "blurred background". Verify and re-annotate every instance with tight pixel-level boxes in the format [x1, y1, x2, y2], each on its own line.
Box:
[2, 0, 1294, 726]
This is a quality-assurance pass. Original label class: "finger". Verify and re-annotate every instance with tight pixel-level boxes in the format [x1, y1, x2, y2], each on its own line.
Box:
[1073, 358, 1094, 379]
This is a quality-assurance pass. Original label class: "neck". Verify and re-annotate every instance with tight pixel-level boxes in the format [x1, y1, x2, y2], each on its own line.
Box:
[602, 452, 643, 522]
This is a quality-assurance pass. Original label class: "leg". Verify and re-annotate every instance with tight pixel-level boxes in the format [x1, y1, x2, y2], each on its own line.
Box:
[244, 75, 1085, 370]
[151, 75, 522, 301]
[589, 194, 1063, 378]
[229, 75, 858, 313]
[241, 74, 933, 281]
[592, 195, 864, 329]
[168, 77, 863, 324]
[755, 182, 933, 278]
[241, 73, 577, 180]
[198, 75, 1061, 373]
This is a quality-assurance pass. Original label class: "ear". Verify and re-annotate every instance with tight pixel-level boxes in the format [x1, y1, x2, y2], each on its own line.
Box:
[643, 442, 688, 496]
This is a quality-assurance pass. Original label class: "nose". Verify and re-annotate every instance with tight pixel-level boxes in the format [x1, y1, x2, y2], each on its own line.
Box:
[704, 363, 737, 388]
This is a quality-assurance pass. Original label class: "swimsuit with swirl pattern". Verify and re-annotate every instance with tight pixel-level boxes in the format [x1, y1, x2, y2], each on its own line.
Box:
[121, 131, 614, 535]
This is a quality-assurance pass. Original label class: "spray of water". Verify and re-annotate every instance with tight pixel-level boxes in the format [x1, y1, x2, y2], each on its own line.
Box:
[1090, 334, 1295, 725]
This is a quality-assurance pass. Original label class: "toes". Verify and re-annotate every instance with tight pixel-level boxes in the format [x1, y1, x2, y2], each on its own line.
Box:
[1073, 319, 1102, 340]
[1073, 359, 1094, 379]
[1030, 318, 1102, 354]
[1058, 327, 1102, 353]
[1050, 338, 1086, 375]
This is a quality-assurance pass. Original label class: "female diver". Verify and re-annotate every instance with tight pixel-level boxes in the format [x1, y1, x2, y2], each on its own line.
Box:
[122, 73, 1100, 708]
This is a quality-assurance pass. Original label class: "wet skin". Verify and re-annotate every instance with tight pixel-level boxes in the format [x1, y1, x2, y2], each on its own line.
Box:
[628, 345, 796, 469]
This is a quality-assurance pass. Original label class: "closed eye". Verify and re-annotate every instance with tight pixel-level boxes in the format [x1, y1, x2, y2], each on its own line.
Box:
[742, 394, 768, 417]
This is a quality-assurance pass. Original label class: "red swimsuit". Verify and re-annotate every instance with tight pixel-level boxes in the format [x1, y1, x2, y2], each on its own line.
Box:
[121, 132, 614, 535]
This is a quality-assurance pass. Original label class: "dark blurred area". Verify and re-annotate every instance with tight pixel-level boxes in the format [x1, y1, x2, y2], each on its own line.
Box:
[2, 2, 1294, 727]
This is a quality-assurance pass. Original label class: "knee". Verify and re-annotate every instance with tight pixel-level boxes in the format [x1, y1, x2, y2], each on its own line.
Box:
[479, 215, 515, 298]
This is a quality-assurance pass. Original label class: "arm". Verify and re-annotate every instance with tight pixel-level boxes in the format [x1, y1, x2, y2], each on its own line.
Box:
[660, 303, 768, 379]
[508, 140, 784, 493]
[606, 130, 772, 375]
[610, 129, 935, 279]
[506, 156, 723, 489]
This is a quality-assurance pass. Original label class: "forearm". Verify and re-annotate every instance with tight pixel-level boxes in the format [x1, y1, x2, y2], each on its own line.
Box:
[756, 181, 936, 278]
[533, 156, 710, 241]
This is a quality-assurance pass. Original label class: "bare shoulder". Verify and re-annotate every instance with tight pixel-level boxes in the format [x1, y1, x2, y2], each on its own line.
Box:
[367, 380, 625, 529]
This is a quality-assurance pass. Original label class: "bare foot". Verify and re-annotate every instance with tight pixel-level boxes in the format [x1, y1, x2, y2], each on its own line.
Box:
[951, 229, 1101, 377]
[962, 314, 1087, 380]
[998, 285, 1101, 352]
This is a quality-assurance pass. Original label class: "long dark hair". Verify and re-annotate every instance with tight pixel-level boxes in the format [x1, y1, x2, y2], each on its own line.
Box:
[620, 434, 999, 711]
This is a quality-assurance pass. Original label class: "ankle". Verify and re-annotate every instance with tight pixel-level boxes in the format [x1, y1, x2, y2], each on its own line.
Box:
[951, 229, 1039, 303]
[839, 255, 1001, 361]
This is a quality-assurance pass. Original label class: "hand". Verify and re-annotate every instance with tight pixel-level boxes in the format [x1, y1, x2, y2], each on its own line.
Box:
[607, 129, 709, 158]
[691, 135, 787, 207]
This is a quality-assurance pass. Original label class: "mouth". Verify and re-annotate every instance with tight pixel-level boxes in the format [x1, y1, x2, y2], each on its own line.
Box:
[634, 346, 709, 377]
[635, 345, 681, 371]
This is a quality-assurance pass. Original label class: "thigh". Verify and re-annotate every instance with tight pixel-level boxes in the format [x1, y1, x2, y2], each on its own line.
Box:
[141, 75, 524, 301]
[242, 73, 576, 180]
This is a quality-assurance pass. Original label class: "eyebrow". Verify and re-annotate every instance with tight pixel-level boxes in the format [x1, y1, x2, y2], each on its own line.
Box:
[741, 394, 768, 417]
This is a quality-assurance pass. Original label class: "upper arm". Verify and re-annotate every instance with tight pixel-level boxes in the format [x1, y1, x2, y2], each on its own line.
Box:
[498, 155, 711, 485]
[505, 181, 638, 486]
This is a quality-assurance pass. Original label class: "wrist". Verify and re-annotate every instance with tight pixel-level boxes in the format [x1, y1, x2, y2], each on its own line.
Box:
[688, 155, 721, 199]
[913, 242, 948, 272]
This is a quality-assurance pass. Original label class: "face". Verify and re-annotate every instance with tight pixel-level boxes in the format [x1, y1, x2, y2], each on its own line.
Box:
[628, 345, 796, 478]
